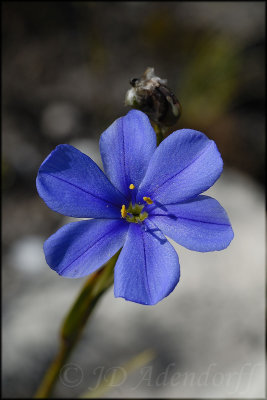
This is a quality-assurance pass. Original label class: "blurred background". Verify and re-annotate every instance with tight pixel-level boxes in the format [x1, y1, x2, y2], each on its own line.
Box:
[2, 1, 265, 398]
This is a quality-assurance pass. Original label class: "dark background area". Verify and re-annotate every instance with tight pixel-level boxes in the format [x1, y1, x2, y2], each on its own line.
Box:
[2, 2, 265, 398]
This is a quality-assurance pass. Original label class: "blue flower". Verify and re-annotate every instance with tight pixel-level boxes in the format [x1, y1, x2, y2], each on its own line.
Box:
[36, 110, 233, 305]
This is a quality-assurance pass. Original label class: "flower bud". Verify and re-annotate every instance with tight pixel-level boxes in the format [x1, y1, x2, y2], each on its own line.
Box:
[125, 67, 181, 127]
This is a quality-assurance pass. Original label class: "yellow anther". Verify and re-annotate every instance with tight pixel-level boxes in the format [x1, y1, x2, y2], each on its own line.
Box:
[121, 204, 127, 218]
[129, 183, 135, 190]
[143, 196, 153, 205]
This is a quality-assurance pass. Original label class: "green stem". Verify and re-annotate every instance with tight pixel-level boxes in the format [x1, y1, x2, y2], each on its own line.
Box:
[151, 122, 167, 146]
[34, 250, 120, 398]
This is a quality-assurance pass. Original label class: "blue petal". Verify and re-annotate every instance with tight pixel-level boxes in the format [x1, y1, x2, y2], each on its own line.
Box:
[137, 129, 223, 204]
[44, 219, 129, 278]
[100, 110, 156, 198]
[36, 144, 127, 218]
[149, 195, 234, 251]
[114, 220, 180, 305]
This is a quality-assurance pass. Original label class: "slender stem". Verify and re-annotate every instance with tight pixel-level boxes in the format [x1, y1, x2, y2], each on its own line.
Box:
[34, 341, 73, 399]
[34, 251, 120, 398]
[152, 122, 167, 146]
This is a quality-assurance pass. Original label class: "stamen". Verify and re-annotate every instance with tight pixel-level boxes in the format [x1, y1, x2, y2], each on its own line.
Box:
[143, 196, 153, 205]
[129, 183, 136, 206]
[121, 202, 148, 223]
[121, 204, 127, 218]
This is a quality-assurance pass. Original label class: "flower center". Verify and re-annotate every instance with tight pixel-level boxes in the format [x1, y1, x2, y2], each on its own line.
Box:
[120, 184, 153, 223]
[121, 202, 148, 223]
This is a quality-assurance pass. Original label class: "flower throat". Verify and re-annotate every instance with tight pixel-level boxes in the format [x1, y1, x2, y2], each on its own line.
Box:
[120, 184, 152, 223]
